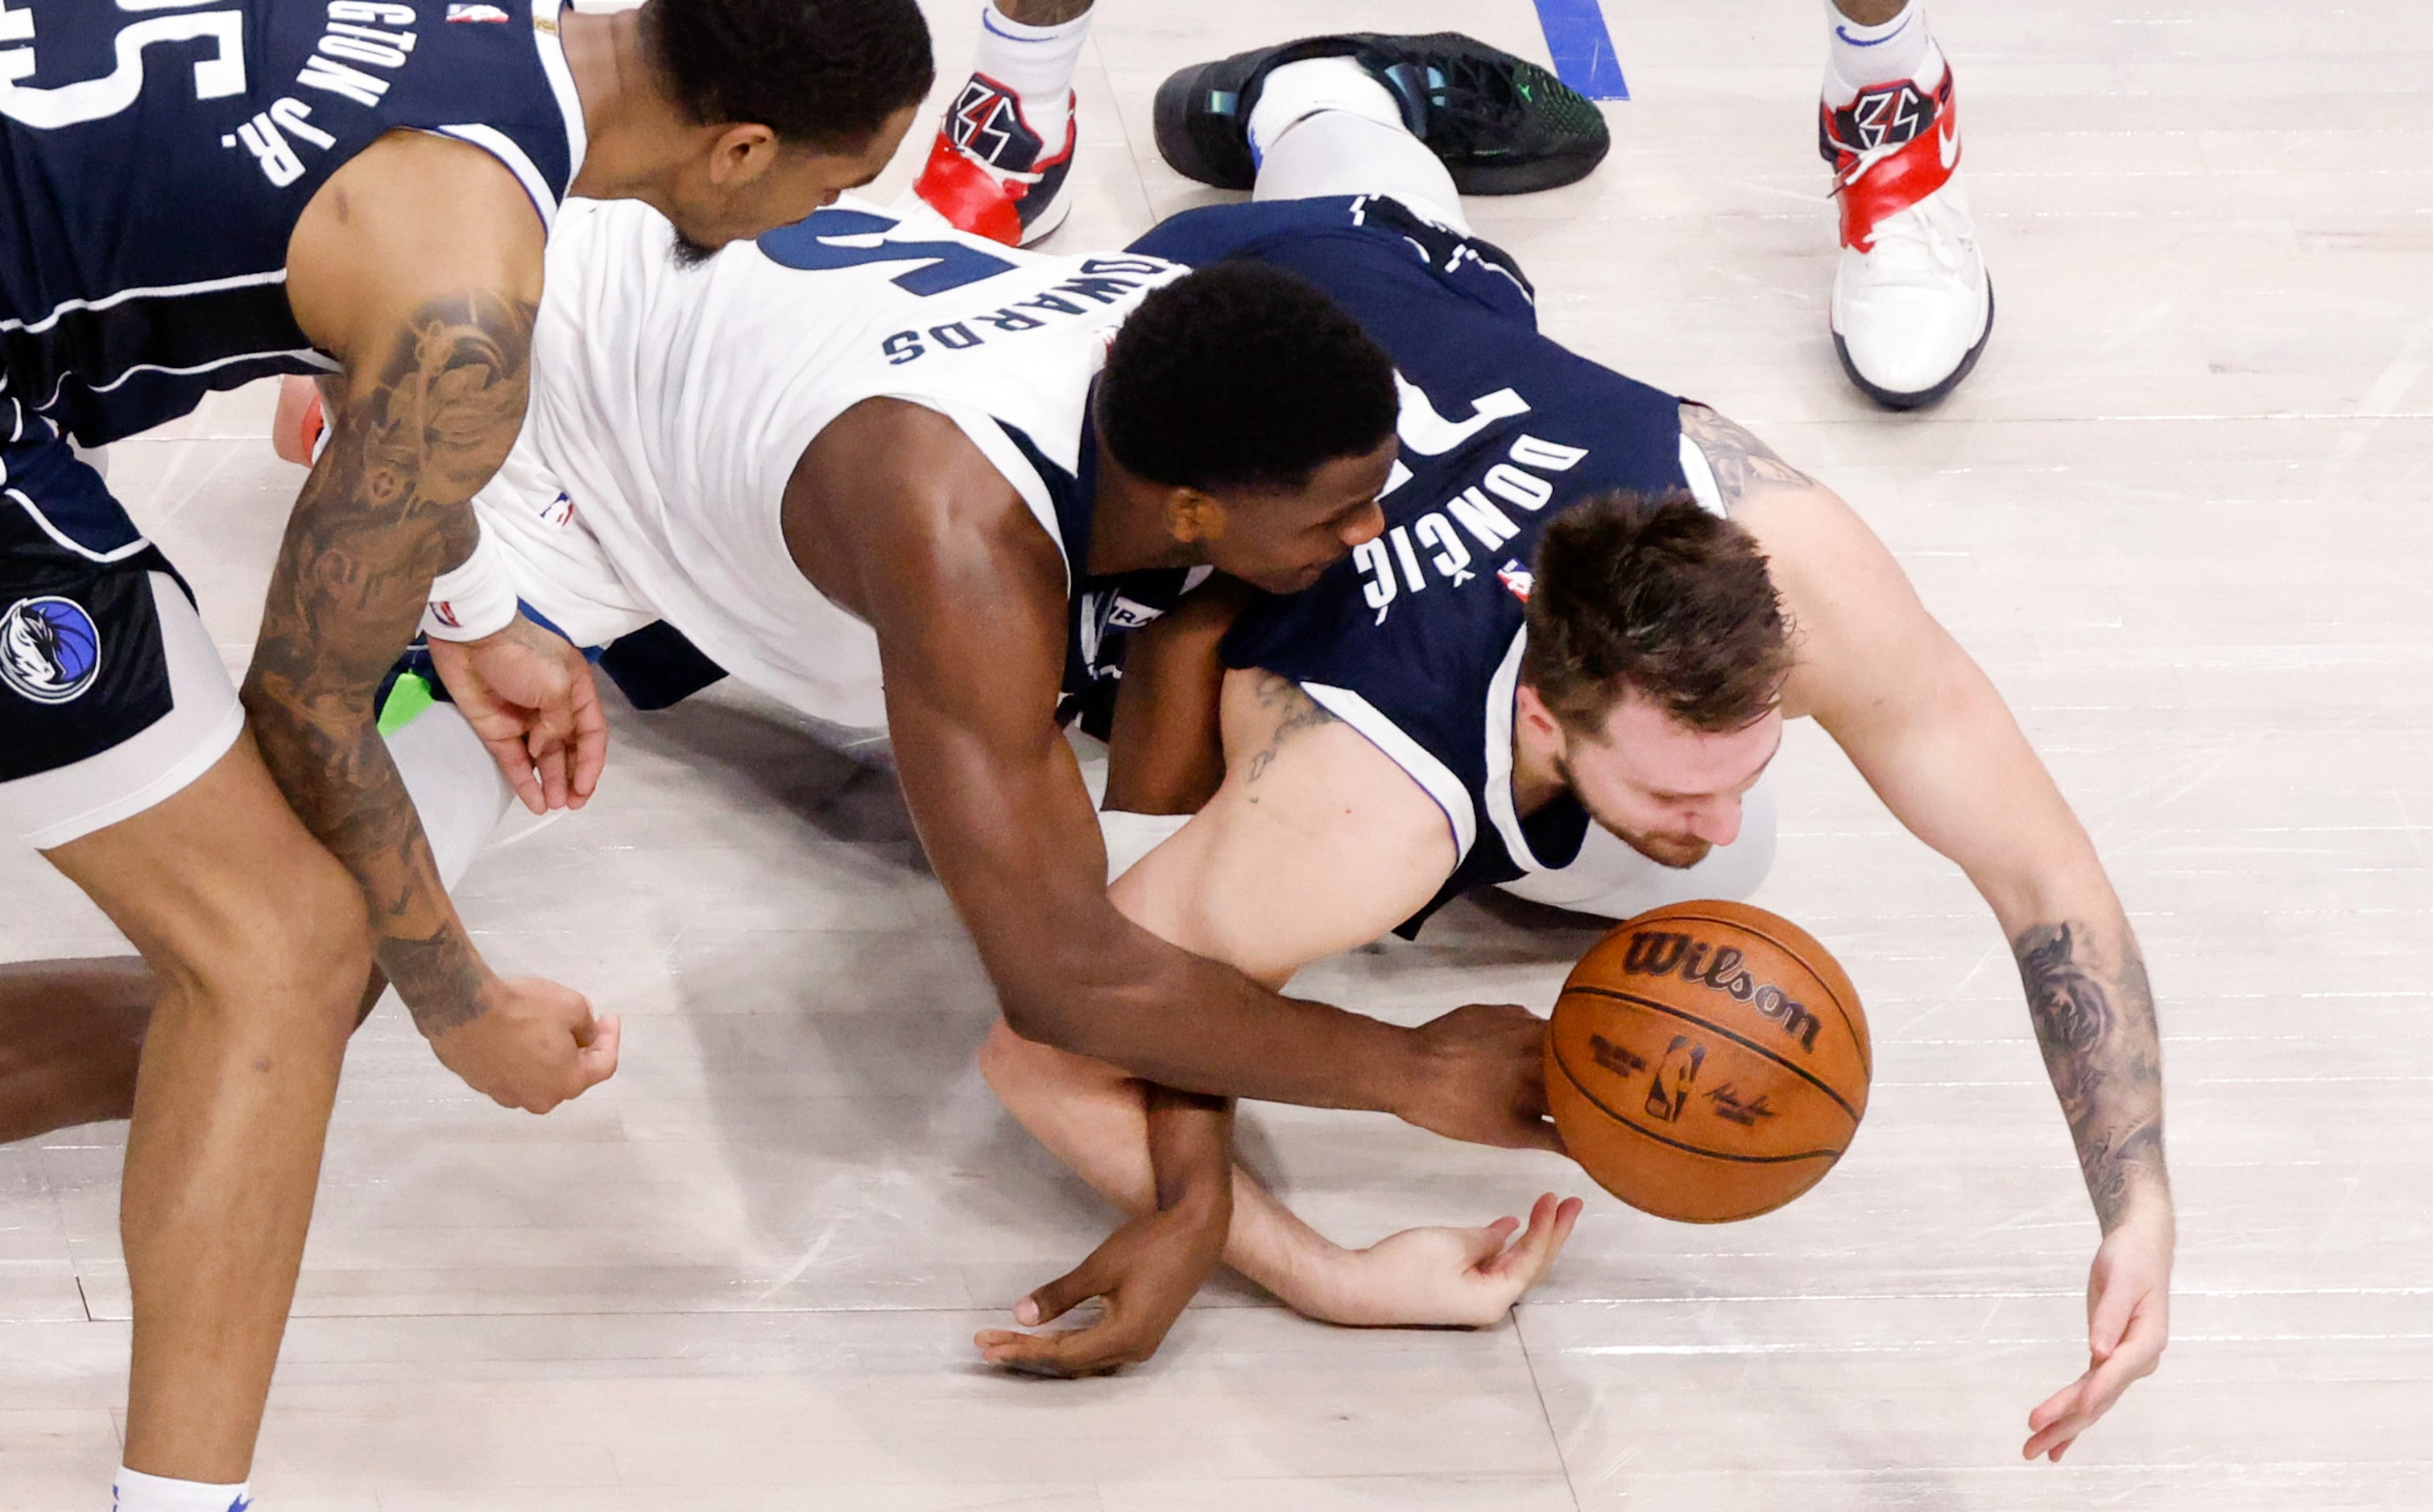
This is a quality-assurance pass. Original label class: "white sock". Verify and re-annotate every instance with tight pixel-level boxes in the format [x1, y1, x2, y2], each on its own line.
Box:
[1246, 56, 1404, 166]
[970, 2, 1090, 130]
[113, 1466, 252, 1512]
[1823, 0, 1939, 103]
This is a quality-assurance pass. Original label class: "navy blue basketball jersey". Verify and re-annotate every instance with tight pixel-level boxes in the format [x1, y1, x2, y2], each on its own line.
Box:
[998, 411, 1205, 732]
[1131, 196, 1705, 936]
[2, 0, 582, 448]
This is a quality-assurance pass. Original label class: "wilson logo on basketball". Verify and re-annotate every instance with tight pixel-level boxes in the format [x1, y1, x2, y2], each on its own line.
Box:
[1621, 930, 1823, 1053]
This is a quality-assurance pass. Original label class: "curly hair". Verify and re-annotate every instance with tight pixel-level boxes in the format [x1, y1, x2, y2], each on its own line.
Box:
[1521, 489, 1791, 734]
[643, 0, 934, 151]
[1099, 262, 1398, 494]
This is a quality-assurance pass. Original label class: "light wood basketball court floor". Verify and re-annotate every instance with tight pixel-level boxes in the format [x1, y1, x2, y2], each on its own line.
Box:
[5, 1, 2429, 1506]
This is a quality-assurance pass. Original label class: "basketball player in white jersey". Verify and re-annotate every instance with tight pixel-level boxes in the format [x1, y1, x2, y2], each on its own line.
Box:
[426, 60, 2165, 1452]
[0, 50, 1620, 1390]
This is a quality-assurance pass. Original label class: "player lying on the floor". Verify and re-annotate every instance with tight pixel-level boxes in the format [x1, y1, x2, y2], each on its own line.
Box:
[957, 58, 2173, 1462]
[2, 28, 1637, 1386]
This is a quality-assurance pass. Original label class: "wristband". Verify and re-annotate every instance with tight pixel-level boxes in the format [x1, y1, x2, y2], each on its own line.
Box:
[421, 521, 519, 642]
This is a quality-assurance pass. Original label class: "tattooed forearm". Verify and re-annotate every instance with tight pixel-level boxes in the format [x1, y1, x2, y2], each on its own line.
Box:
[242, 290, 537, 1033]
[1678, 403, 1820, 509]
[2012, 920, 2170, 1230]
[1240, 671, 1341, 790]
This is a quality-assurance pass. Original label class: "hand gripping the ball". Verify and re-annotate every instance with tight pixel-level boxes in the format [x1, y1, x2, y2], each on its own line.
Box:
[1396, 1002, 1566, 1153]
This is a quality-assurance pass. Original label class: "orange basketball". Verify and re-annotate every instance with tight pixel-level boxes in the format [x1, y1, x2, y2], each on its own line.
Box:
[1544, 900, 1871, 1223]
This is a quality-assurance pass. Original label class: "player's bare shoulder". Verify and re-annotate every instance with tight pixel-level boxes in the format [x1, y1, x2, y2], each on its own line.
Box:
[1675, 401, 1939, 722]
[1224, 670, 1346, 791]
[1215, 670, 1453, 860]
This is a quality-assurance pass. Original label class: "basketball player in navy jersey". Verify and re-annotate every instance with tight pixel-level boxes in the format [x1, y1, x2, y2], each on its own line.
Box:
[0, 1, 929, 1505]
[963, 65, 2170, 1458]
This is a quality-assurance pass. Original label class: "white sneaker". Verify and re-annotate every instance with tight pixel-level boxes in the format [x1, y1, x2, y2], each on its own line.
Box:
[1820, 55, 1994, 408]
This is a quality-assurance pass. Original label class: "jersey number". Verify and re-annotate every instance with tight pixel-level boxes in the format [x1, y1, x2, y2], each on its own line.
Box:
[757, 209, 1018, 296]
[0, 0, 246, 130]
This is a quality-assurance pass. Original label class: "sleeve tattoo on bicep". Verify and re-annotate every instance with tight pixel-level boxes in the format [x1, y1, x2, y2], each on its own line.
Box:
[2012, 921, 2170, 1228]
[244, 290, 538, 1024]
[1678, 403, 1819, 508]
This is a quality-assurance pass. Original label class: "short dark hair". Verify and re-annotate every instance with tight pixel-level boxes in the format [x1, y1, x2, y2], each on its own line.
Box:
[1522, 489, 1791, 734]
[1099, 262, 1398, 494]
[643, 0, 933, 151]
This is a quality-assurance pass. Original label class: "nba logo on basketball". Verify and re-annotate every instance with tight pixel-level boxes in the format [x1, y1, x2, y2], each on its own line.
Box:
[1644, 1035, 1704, 1123]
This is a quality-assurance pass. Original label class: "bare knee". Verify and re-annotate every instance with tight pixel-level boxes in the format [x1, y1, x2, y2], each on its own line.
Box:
[46, 737, 374, 1044]
[154, 850, 371, 1050]
[978, 1016, 1135, 1108]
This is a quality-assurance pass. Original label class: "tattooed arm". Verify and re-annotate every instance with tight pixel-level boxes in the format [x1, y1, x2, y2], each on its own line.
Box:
[1683, 401, 2170, 1460]
[2011, 923, 2168, 1227]
[1110, 669, 1455, 983]
[247, 132, 618, 1112]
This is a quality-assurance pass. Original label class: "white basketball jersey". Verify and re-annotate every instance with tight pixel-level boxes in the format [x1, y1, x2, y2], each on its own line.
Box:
[485, 196, 1189, 727]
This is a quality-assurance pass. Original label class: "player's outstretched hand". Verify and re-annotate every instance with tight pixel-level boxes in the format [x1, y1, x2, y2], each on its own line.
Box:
[1399, 1002, 1564, 1153]
[428, 615, 609, 815]
[2024, 1204, 2174, 1462]
[974, 1190, 1230, 1378]
[426, 974, 621, 1114]
[1306, 1193, 1586, 1328]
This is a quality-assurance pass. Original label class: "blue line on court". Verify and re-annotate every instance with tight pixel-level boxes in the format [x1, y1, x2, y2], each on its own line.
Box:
[1533, 0, 1630, 101]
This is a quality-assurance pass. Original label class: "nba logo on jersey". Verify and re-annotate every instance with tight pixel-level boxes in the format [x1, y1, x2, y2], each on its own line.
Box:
[446, 3, 511, 21]
[0, 597, 103, 705]
[1496, 560, 1535, 601]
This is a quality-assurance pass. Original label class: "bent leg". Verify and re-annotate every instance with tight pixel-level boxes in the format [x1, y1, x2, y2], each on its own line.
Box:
[45, 732, 370, 1484]
[1248, 64, 1471, 233]
[0, 958, 150, 1142]
[0, 695, 517, 1146]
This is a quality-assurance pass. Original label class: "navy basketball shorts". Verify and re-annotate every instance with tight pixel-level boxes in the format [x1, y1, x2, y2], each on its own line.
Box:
[0, 424, 243, 850]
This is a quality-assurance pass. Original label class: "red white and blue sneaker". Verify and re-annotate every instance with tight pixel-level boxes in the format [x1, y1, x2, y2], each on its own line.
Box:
[911, 72, 1077, 246]
[1820, 46, 1994, 409]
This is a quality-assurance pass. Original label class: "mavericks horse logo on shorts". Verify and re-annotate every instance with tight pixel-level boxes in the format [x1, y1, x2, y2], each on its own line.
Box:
[0, 596, 104, 704]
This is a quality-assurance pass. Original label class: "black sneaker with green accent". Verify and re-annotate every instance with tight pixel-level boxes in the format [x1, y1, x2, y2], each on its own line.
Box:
[1153, 32, 1610, 197]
